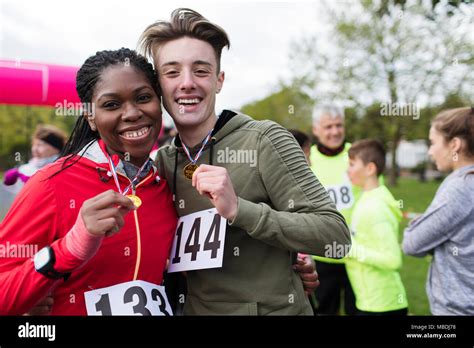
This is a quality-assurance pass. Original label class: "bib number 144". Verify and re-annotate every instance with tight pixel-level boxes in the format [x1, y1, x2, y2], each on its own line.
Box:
[168, 208, 227, 273]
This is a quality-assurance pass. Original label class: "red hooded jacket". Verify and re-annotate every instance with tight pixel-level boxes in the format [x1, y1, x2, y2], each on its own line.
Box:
[0, 140, 177, 315]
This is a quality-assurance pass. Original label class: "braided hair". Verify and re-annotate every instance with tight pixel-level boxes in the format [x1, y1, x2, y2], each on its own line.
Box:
[52, 48, 159, 177]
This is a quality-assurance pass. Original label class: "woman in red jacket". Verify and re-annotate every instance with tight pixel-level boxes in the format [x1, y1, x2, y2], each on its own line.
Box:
[0, 48, 178, 315]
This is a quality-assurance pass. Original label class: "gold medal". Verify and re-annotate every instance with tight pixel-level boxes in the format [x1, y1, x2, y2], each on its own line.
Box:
[180, 130, 213, 180]
[183, 163, 199, 180]
[126, 194, 142, 208]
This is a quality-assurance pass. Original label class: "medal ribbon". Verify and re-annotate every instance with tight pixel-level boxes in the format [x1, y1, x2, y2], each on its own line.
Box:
[180, 129, 213, 165]
[107, 154, 151, 195]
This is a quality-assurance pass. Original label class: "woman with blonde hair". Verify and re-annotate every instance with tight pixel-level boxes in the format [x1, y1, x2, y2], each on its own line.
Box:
[402, 106, 474, 315]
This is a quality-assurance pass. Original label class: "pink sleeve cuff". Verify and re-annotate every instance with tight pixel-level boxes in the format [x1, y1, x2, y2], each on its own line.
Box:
[65, 213, 104, 262]
[52, 213, 104, 273]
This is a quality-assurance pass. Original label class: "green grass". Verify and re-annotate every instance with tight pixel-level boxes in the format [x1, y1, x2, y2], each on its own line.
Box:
[389, 177, 441, 315]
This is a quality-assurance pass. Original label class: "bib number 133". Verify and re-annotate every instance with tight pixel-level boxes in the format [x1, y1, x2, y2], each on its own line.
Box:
[85, 280, 173, 316]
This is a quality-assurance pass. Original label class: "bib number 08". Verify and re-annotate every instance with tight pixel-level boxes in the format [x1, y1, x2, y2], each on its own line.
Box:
[326, 184, 354, 210]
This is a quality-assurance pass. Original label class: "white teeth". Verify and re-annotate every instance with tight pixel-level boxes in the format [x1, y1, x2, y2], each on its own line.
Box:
[178, 98, 200, 105]
[121, 126, 149, 139]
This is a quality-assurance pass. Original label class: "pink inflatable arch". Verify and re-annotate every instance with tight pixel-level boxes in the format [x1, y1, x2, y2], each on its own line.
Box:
[0, 58, 165, 150]
[0, 59, 80, 107]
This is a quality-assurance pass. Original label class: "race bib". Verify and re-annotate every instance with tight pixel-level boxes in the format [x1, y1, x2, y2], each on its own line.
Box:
[168, 208, 227, 273]
[326, 183, 354, 210]
[84, 280, 172, 316]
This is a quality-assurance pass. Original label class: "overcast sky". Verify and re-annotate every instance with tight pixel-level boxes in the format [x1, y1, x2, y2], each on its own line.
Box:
[0, 0, 340, 115]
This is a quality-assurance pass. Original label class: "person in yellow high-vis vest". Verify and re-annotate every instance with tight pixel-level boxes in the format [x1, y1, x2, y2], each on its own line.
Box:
[309, 104, 358, 315]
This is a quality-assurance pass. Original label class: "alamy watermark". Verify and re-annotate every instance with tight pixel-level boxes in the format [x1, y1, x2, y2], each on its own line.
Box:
[0, 242, 38, 258]
[216, 147, 258, 167]
[380, 102, 420, 120]
[324, 241, 365, 261]
[18, 322, 55, 341]
[55, 100, 95, 117]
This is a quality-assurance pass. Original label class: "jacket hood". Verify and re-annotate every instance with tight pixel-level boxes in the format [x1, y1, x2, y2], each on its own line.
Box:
[74, 139, 157, 180]
[374, 185, 403, 222]
[171, 110, 254, 152]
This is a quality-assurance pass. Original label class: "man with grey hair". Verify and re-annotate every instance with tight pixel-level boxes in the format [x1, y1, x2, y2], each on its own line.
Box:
[309, 103, 357, 315]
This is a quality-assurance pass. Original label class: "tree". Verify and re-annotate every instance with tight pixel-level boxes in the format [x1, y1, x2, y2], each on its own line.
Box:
[240, 85, 314, 131]
[290, 0, 473, 185]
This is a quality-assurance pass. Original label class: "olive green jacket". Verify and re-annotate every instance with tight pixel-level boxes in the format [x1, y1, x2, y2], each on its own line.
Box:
[156, 111, 350, 315]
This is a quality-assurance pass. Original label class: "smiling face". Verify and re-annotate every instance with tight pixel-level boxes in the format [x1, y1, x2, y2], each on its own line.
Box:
[155, 37, 224, 132]
[86, 65, 162, 166]
[312, 115, 345, 150]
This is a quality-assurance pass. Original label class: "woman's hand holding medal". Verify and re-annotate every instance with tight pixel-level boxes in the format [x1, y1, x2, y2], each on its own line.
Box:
[80, 190, 136, 237]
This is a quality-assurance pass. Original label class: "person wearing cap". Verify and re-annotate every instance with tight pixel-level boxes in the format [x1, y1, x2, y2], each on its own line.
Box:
[3, 124, 67, 186]
[1, 125, 68, 221]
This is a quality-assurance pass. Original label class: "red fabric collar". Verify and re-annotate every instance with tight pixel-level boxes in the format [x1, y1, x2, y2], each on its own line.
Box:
[97, 139, 120, 166]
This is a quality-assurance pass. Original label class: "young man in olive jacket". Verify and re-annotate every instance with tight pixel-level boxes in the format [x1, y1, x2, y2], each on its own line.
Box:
[140, 8, 351, 315]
